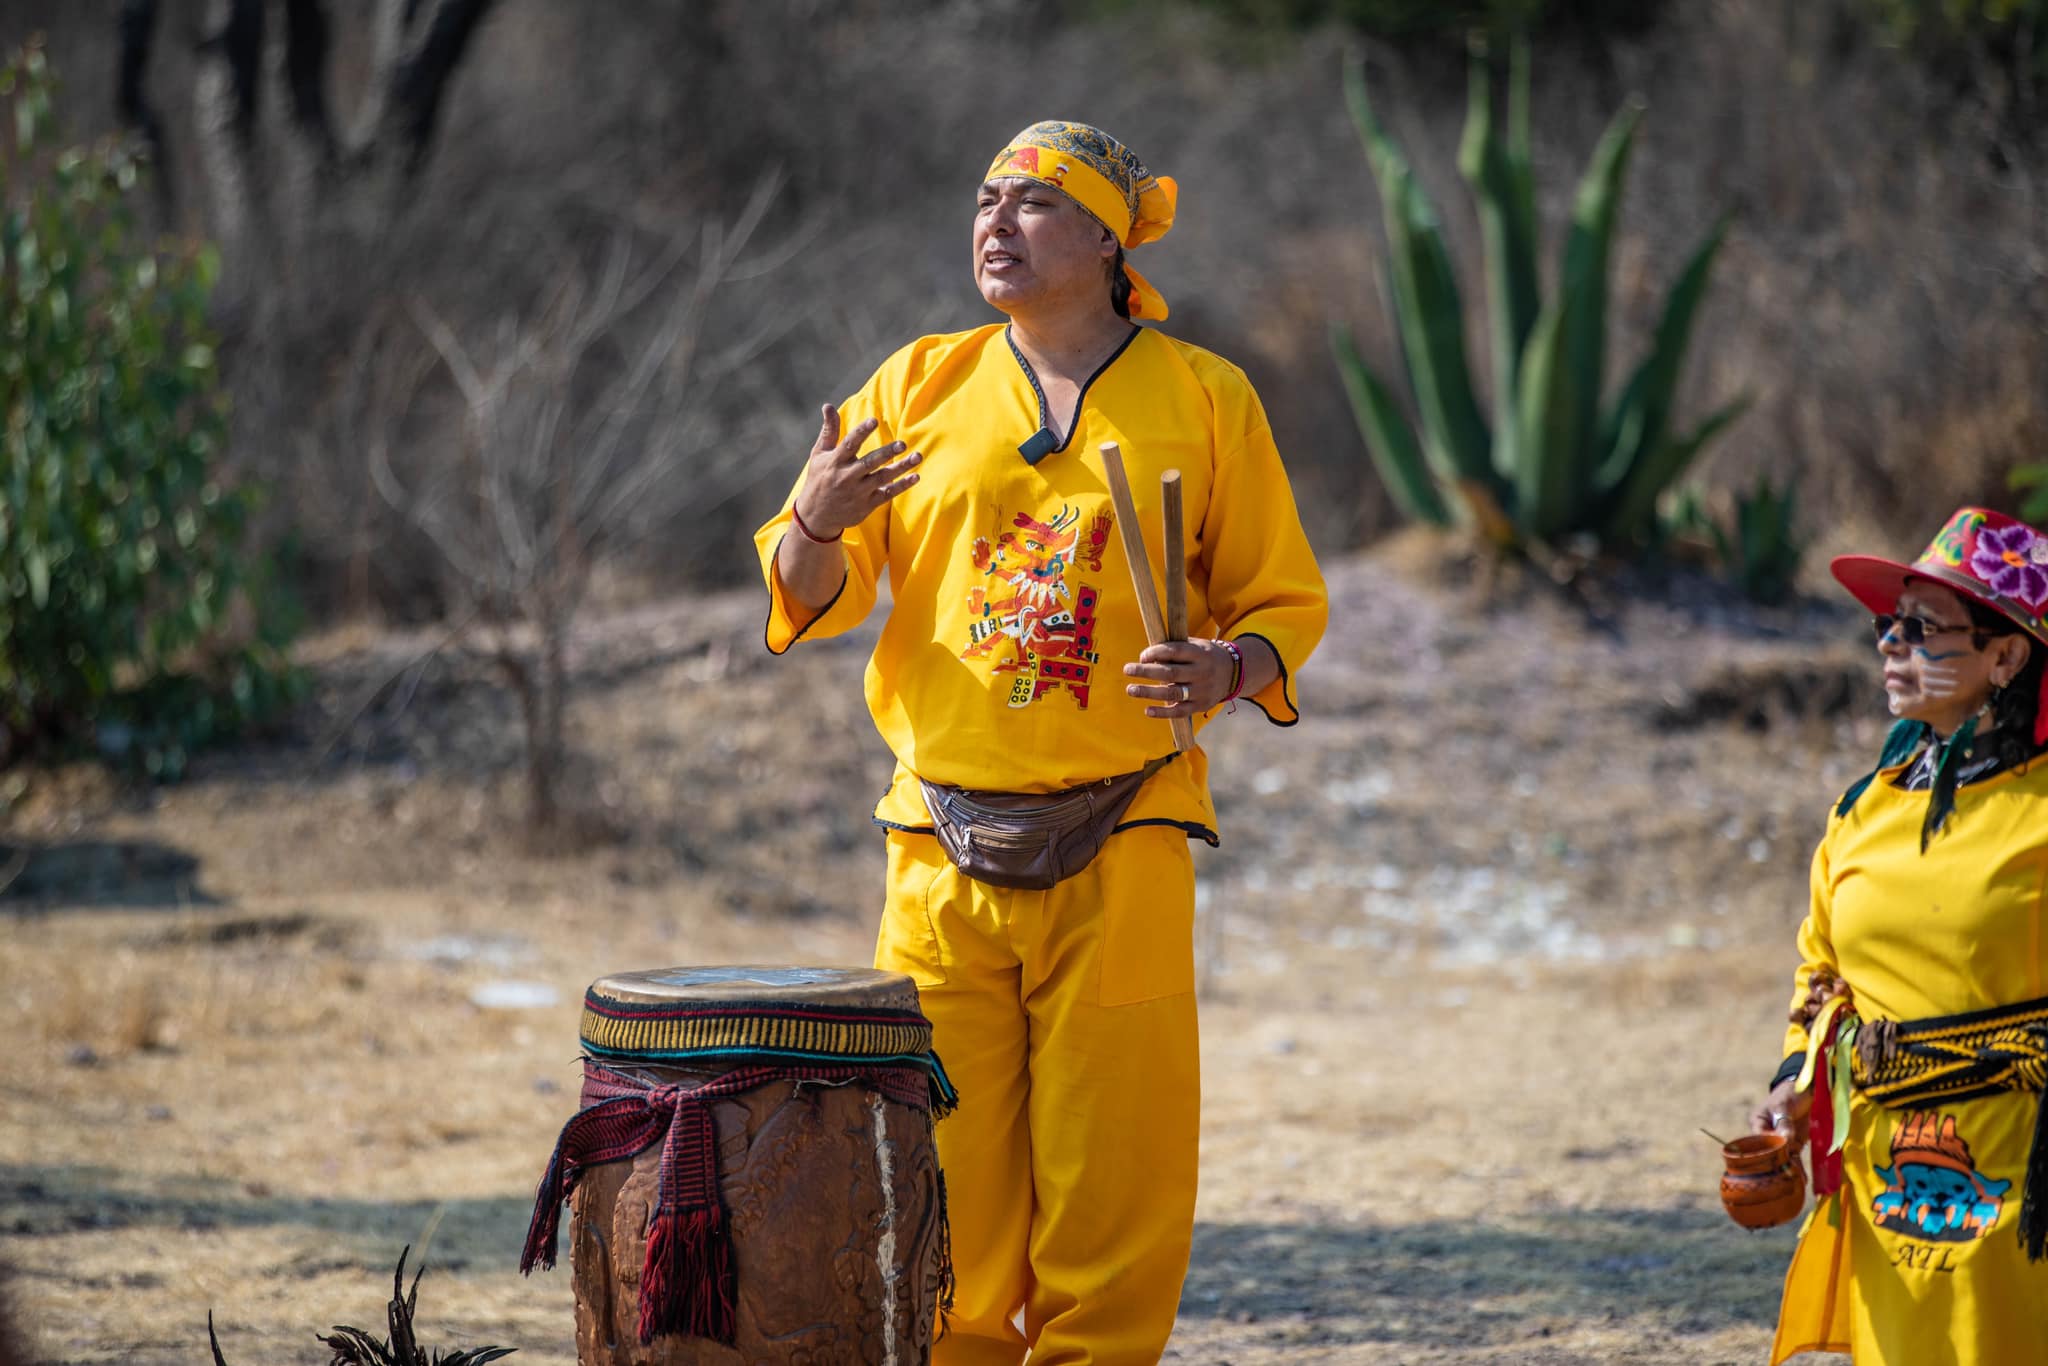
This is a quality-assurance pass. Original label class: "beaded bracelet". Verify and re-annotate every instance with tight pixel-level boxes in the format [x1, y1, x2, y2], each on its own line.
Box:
[1220, 638, 1245, 712]
[790, 503, 841, 545]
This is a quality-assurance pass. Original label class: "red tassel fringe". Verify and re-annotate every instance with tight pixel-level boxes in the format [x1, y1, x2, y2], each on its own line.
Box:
[520, 1146, 568, 1274]
[638, 1204, 736, 1346]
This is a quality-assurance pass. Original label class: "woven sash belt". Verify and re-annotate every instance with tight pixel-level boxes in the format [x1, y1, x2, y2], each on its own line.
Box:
[1838, 994, 2048, 1261]
[520, 991, 959, 1345]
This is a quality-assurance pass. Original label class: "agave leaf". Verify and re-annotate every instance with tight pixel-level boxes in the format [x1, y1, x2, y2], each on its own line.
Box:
[1508, 38, 1532, 175]
[1601, 396, 1751, 543]
[1344, 54, 1495, 495]
[1457, 41, 1540, 484]
[1331, 321, 1450, 525]
[1597, 216, 1730, 492]
[1511, 300, 1582, 542]
[1548, 101, 1640, 524]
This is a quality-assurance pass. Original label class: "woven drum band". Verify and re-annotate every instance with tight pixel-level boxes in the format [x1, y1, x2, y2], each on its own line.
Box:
[579, 988, 939, 1069]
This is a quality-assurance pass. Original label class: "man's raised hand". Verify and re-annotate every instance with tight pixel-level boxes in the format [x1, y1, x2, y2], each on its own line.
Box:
[792, 403, 924, 539]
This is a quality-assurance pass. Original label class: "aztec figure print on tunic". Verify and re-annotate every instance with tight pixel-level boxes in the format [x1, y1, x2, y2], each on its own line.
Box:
[1870, 1111, 2012, 1244]
[962, 505, 1114, 709]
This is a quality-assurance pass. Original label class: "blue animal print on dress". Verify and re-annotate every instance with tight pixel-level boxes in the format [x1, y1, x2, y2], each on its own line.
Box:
[1871, 1111, 2010, 1243]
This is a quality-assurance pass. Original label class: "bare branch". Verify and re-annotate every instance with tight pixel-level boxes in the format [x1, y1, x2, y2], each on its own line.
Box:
[372, 183, 784, 830]
[406, 298, 493, 406]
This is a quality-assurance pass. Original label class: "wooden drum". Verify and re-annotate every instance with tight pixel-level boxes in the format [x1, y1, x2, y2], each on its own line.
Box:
[521, 966, 956, 1365]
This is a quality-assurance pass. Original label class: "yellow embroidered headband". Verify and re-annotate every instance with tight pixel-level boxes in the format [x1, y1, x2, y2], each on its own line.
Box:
[984, 120, 1178, 320]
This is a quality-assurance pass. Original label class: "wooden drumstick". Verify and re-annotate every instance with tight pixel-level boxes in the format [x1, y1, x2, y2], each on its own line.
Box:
[1162, 470, 1187, 645]
[1099, 441, 1194, 753]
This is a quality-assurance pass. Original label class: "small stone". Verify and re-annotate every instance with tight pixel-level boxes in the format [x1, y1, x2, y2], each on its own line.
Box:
[145, 1104, 174, 1122]
[65, 1043, 98, 1067]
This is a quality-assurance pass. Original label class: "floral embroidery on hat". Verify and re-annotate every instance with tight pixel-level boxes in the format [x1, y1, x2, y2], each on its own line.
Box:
[1971, 523, 2048, 612]
[1928, 509, 1987, 568]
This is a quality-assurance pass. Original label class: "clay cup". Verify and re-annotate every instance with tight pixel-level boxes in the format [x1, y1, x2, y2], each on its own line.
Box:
[1720, 1131, 1807, 1230]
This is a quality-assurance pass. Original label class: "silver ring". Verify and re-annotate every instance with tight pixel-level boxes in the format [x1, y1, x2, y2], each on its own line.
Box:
[1177, 683, 1190, 703]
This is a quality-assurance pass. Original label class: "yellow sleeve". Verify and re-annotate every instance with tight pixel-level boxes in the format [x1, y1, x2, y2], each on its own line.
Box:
[1202, 387, 1328, 724]
[753, 382, 894, 655]
[1781, 828, 1839, 1062]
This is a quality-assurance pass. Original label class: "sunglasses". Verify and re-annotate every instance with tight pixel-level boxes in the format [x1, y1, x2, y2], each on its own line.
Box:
[1871, 613, 1980, 646]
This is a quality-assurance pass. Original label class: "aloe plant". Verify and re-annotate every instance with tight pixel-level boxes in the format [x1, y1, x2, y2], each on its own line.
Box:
[1333, 44, 1747, 552]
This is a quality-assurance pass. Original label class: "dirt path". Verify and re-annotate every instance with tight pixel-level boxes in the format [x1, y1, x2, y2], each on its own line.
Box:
[1, 540, 1874, 1364]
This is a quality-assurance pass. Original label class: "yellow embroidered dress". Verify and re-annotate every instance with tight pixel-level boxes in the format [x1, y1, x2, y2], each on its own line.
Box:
[1772, 754, 2048, 1364]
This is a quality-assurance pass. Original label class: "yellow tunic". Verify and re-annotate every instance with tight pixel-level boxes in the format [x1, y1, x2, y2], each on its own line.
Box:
[754, 322, 1328, 834]
[1772, 757, 2048, 1365]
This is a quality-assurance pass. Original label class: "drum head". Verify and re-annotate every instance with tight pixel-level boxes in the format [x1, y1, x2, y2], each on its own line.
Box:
[586, 964, 919, 1010]
[579, 966, 932, 1067]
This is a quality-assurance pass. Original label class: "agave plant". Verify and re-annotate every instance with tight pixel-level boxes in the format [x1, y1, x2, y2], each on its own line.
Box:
[1333, 43, 1748, 552]
[1711, 472, 1805, 605]
[208, 1247, 514, 1366]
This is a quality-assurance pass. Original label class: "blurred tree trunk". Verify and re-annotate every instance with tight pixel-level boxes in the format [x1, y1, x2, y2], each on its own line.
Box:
[119, 0, 498, 288]
[500, 629, 567, 835]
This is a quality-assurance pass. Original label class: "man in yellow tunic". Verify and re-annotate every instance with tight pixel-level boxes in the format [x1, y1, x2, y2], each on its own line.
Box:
[1751, 507, 2048, 1364]
[754, 121, 1327, 1363]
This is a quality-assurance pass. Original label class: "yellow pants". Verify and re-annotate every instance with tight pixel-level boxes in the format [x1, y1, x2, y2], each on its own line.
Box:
[876, 826, 1200, 1366]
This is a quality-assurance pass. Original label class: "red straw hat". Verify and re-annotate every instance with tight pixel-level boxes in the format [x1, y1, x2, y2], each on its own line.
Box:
[1832, 506, 2048, 742]
[1832, 506, 2048, 644]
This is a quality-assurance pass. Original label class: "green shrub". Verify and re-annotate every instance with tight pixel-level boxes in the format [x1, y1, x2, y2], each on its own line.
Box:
[2007, 462, 2048, 524]
[0, 38, 296, 778]
[1332, 43, 1745, 556]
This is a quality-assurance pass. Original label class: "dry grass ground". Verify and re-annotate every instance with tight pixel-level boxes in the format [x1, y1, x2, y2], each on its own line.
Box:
[1, 537, 1887, 1364]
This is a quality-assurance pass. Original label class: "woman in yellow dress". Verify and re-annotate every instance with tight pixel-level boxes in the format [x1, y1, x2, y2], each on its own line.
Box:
[1754, 506, 2048, 1364]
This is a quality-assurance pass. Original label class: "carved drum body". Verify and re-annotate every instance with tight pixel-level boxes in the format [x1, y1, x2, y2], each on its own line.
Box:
[531, 966, 953, 1366]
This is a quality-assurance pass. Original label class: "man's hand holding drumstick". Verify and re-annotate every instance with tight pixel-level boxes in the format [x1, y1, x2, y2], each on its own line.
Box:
[1102, 443, 1282, 722]
[1124, 636, 1280, 720]
[776, 402, 925, 610]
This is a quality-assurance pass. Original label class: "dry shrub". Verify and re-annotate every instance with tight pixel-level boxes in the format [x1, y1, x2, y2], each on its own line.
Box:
[25, 942, 360, 1063]
[36, 952, 170, 1060]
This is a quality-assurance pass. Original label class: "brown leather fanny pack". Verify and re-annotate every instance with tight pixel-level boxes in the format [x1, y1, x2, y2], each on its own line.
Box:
[917, 754, 1175, 891]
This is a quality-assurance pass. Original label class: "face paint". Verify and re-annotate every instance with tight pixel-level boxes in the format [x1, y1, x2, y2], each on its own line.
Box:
[1914, 647, 1969, 662]
[1916, 657, 1970, 700]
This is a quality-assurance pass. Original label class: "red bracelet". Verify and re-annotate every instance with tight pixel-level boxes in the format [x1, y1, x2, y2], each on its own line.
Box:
[1220, 638, 1245, 710]
[790, 503, 841, 545]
